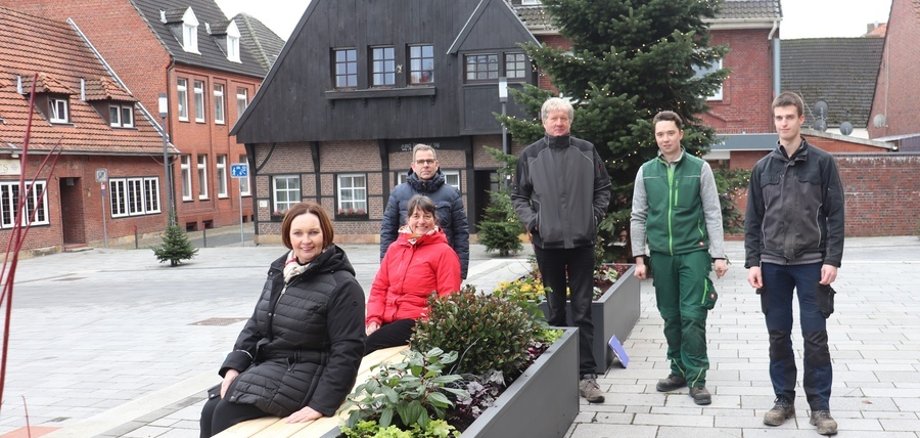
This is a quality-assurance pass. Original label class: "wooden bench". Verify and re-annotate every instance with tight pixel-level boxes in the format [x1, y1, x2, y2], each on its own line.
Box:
[213, 345, 409, 438]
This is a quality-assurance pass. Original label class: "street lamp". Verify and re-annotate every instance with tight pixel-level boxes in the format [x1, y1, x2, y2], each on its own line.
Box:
[498, 77, 509, 156]
[158, 93, 174, 225]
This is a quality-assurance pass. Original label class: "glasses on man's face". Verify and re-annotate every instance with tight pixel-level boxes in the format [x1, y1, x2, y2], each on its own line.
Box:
[415, 159, 436, 166]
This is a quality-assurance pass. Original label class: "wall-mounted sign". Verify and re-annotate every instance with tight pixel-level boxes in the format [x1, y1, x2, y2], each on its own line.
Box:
[0, 159, 21, 176]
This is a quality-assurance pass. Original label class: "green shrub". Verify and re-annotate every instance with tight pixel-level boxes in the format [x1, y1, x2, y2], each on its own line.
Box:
[344, 348, 468, 431]
[411, 285, 539, 378]
[152, 219, 197, 266]
[712, 168, 751, 234]
[341, 419, 459, 438]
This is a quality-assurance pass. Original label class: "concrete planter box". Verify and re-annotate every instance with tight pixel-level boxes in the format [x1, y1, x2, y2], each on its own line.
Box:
[539, 264, 640, 374]
[321, 328, 579, 438]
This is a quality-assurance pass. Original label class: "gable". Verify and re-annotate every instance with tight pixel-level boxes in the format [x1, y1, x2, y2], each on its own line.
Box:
[448, 0, 539, 54]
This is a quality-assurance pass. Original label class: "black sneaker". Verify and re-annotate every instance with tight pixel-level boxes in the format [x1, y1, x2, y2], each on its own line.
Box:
[689, 386, 711, 405]
[810, 410, 838, 435]
[763, 397, 795, 426]
[655, 374, 687, 392]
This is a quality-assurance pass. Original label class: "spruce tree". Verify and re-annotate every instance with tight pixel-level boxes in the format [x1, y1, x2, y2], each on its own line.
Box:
[153, 217, 198, 266]
[477, 146, 524, 256]
[504, 0, 728, 261]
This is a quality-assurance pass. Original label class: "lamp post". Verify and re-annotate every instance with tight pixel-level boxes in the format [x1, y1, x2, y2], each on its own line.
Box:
[158, 93, 174, 225]
[498, 77, 510, 188]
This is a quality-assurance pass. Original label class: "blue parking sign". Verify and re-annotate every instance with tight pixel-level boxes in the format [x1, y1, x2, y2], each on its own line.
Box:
[231, 164, 248, 178]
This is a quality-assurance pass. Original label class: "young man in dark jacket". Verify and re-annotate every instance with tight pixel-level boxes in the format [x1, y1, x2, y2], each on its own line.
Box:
[745, 91, 844, 436]
[380, 144, 470, 278]
[512, 97, 611, 403]
[630, 111, 728, 406]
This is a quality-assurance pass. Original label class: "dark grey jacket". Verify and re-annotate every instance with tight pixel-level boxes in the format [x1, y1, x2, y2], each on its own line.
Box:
[380, 170, 470, 278]
[219, 245, 365, 417]
[744, 139, 845, 268]
[511, 134, 611, 249]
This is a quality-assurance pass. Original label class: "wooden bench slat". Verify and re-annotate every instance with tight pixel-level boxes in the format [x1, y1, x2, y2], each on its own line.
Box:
[215, 345, 409, 438]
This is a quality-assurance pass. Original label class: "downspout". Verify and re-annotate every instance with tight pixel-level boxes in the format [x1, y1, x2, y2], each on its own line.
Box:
[312, 142, 321, 203]
[379, 139, 389, 205]
[768, 20, 780, 97]
[164, 58, 178, 221]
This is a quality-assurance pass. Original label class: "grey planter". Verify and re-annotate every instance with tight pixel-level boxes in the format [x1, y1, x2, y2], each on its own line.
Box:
[539, 265, 640, 374]
[320, 328, 579, 438]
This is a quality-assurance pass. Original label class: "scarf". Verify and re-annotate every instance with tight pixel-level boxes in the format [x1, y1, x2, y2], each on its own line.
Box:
[398, 224, 440, 246]
[283, 250, 314, 283]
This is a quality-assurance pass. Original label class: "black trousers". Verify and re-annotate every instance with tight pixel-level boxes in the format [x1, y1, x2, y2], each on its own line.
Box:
[199, 385, 268, 438]
[534, 245, 598, 376]
[364, 318, 416, 355]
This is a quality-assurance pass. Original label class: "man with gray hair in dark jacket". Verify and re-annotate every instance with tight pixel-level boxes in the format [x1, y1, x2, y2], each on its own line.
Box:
[380, 144, 469, 278]
[512, 97, 611, 403]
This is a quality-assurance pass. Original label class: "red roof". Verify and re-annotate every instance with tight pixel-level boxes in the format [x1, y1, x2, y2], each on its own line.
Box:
[0, 6, 168, 155]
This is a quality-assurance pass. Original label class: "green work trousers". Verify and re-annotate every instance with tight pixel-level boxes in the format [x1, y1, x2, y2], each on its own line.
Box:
[649, 250, 713, 387]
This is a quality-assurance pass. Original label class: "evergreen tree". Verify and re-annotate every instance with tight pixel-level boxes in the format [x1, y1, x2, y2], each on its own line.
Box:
[503, 0, 728, 262]
[477, 146, 524, 256]
[153, 217, 198, 266]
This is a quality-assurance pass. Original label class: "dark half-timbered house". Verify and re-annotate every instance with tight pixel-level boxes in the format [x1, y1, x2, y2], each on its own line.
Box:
[232, 0, 538, 243]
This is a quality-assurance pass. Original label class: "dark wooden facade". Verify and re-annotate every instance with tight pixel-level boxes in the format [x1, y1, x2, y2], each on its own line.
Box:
[232, 0, 540, 242]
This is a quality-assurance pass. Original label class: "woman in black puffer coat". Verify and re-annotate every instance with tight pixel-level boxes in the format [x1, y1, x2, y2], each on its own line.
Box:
[200, 202, 365, 437]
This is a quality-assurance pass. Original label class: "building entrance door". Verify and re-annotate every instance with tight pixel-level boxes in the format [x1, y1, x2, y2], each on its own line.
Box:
[59, 177, 86, 245]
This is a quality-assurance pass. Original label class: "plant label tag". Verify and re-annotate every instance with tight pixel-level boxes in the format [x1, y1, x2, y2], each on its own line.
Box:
[608, 335, 630, 368]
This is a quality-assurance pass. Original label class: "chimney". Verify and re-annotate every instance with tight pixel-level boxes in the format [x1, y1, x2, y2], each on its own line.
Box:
[80, 78, 86, 101]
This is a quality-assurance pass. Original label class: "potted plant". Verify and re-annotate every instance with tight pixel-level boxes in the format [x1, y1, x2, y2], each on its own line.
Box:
[495, 262, 640, 374]
[329, 286, 579, 437]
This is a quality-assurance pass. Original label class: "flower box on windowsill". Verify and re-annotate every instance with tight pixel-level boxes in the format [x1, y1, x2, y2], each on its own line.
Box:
[335, 210, 368, 221]
[538, 264, 640, 375]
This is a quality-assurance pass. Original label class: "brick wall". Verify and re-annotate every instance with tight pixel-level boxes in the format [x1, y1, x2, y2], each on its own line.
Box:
[837, 154, 920, 236]
[868, 0, 920, 139]
[700, 28, 775, 134]
[534, 35, 571, 93]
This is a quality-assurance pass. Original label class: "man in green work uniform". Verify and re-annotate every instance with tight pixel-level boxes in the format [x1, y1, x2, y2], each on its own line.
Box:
[630, 111, 728, 405]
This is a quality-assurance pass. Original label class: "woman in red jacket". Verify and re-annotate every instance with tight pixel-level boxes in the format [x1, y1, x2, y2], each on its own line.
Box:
[365, 195, 461, 354]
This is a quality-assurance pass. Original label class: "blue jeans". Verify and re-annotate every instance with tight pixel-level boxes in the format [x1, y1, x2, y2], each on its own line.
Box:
[761, 262, 832, 410]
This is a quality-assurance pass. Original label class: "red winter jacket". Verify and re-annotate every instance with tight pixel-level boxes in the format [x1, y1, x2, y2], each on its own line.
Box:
[366, 229, 461, 326]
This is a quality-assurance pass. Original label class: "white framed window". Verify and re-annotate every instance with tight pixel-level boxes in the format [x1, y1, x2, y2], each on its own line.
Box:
[180, 155, 192, 200]
[272, 175, 301, 216]
[109, 177, 161, 217]
[371, 46, 396, 87]
[193, 80, 205, 122]
[181, 7, 200, 54]
[397, 170, 460, 192]
[334, 48, 358, 88]
[226, 21, 241, 63]
[197, 154, 208, 200]
[48, 98, 69, 123]
[693, 58, 723, 101]
[336, 174, 367, 217]
[0, 180, 49, 228]
[216, 155, 228, 198]
[236, 88, 248, 122]
[177, 78, 189, 121]
[213, 84, 225, 124]
[238, 156, 251, 196]
[109, 104, 134, 128]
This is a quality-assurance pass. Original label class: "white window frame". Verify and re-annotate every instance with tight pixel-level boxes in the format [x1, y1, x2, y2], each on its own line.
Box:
[272, 175, 301, 216]
[177, 78, 189, 121]
[226, 21, 241, 63]
[197, 154, 209, 200]
[180, 155, 192, 200]
[109, 104, 134, 128]
[193, 80, 205, 122]
[0, 180, 49, 228]
[48, 98, 69, 123]
[334, 48, 358, 89]
[236, 88, 248, 123]
[336, 173, 367, 216]
[213, 84, 225, 124]
[181, 8, 200, 54]
[371, 46, 397, 87]
[216, 155, 228, 198]
[693, 58, 723, 101]
[238, 156, 251, 196]
[409, 44, 435, 84]
[109, 177, 161, 218]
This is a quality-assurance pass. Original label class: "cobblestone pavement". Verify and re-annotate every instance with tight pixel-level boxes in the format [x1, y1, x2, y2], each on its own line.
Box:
[1, 235, 918, 437]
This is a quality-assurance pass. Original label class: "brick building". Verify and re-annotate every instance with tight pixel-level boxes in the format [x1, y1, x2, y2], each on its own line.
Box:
[0, 7, 175, 253]
[4, 0, 284, 232]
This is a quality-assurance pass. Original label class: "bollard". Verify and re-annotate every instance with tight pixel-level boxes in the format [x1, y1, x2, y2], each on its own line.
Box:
[202, 227, 207, 248]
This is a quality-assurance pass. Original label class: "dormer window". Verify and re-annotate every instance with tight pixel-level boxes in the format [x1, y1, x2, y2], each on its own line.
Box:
[182, 7, 200, 54]
[109, 104, 134, 128]
[226, 21, 241, 63]
[48, 97, 69, 124]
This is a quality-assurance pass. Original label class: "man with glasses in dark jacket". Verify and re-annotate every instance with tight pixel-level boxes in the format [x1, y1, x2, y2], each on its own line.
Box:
[745, 91, 844, 436]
